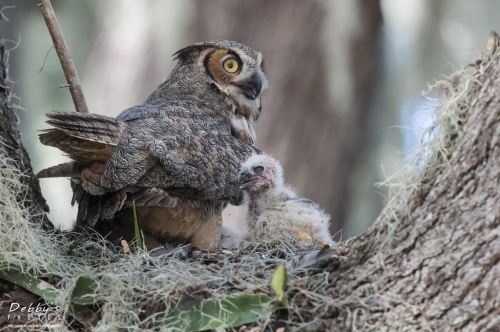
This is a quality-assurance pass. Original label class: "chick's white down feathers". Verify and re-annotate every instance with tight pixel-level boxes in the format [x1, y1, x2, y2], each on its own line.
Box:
[221, 154, 333, 247]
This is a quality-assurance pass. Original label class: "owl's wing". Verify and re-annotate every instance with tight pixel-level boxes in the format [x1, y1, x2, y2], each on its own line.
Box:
[286, 197, 328, 220]
[41, 103, 258, 227]
[123, 187, 178, 208]
[94, 100, 260, 201]
[71, 184, 179, 227]
[290, 197, 316, 206]
[115, 104, 162, 122]
[278, 198, 333, 243]
[141, 133, 260, 203]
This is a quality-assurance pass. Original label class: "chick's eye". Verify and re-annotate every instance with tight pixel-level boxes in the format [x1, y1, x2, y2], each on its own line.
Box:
[253, 166, 264, 173]
[223, 58, 239, 73]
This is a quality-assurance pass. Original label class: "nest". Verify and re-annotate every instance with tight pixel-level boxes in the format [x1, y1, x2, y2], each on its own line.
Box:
[0, 151, 345, 331]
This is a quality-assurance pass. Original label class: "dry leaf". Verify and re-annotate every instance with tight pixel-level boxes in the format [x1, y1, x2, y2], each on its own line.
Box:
[295, 293, 309, 307]
[287, 248, 337, 270]
[319, 241, 330, 250]
[259, 286, 270, 293]
[338, 246, 348, 255]
[121, 239, 130, 254]
[170, 291, 182, 301]
[291, 279, 308, 288]
[234, 272, 249, 287]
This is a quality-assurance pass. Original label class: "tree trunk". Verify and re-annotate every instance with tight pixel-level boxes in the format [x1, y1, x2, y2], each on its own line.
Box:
[307, 33, 500, 331]
[0, 10, 49, 228]
[0, 11, 51, 330]
[191, 0, 383, 234]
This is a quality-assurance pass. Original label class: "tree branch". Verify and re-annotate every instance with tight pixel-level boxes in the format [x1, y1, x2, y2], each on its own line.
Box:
[37, 0, 89, 113]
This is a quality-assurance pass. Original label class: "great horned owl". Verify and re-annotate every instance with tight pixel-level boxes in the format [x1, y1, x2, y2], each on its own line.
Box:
[37, 40, 268, 250]
[238, 154, 333, 245]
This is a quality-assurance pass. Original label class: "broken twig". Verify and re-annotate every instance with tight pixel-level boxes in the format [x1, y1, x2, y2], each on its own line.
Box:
[37, 0, 89, 113]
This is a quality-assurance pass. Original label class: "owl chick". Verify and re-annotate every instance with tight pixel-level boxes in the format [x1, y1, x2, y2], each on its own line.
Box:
[238, 154, 333, 245]
[37, 40, 268, 250]
[219, 225, 244, 249]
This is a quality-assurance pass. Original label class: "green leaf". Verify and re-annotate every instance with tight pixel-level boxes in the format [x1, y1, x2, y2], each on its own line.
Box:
[0, 270, 96, 325]
[71, 276, 99, 305]
[271, 263, 288, 304]
[67, 240, 80, 255]
[155, 293, 272, 331]
[0, 270, 58, 302]
[132, 199, 143, 249]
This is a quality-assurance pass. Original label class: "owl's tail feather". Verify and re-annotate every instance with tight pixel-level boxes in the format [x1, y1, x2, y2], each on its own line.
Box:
[39, 110, 125, 163]
[36, 162, 81, 178]
[39, 129, 115, 163]
[44, 110, 125, 145]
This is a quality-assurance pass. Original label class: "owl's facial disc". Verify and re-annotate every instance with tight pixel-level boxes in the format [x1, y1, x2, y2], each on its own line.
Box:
[205, 49, 268, 102]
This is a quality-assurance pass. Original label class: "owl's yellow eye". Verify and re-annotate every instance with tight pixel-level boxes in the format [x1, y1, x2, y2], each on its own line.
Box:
[223, 58, 239, 73]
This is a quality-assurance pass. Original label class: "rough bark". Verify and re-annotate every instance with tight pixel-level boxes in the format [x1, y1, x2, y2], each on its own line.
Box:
[0, 11, 49, 228]
[306, 33, 500, 331]
[191, 0, 382, 233]
[0, 8, 51, 330]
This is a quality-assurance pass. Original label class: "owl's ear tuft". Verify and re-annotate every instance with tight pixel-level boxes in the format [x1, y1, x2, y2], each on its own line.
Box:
[173, 44, 212, 64]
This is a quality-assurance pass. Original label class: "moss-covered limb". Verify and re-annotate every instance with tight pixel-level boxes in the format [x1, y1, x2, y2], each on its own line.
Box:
[313, 32, 500, 331]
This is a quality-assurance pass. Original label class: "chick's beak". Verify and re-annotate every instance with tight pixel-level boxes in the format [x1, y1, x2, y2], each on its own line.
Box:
[238, 170, 252, 185]
[238, 169, 262, 189]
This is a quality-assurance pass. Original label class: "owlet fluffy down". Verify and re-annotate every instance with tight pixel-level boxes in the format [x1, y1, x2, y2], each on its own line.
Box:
[232, 154, 333, 246]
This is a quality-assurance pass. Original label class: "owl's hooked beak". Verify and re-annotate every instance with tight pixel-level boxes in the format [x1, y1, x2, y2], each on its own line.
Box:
[231, 74, 262, 100]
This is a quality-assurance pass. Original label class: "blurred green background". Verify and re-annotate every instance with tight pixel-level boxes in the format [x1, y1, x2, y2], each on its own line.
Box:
[3, 0, 499, 237]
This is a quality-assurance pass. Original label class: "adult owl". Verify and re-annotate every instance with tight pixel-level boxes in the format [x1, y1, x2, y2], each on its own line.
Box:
[37, 40, 268, 249]
[238, 154, 333, 245]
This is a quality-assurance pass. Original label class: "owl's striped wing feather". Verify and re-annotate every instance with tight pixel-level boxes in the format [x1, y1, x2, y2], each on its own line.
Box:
[44, 110, 125, 145]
